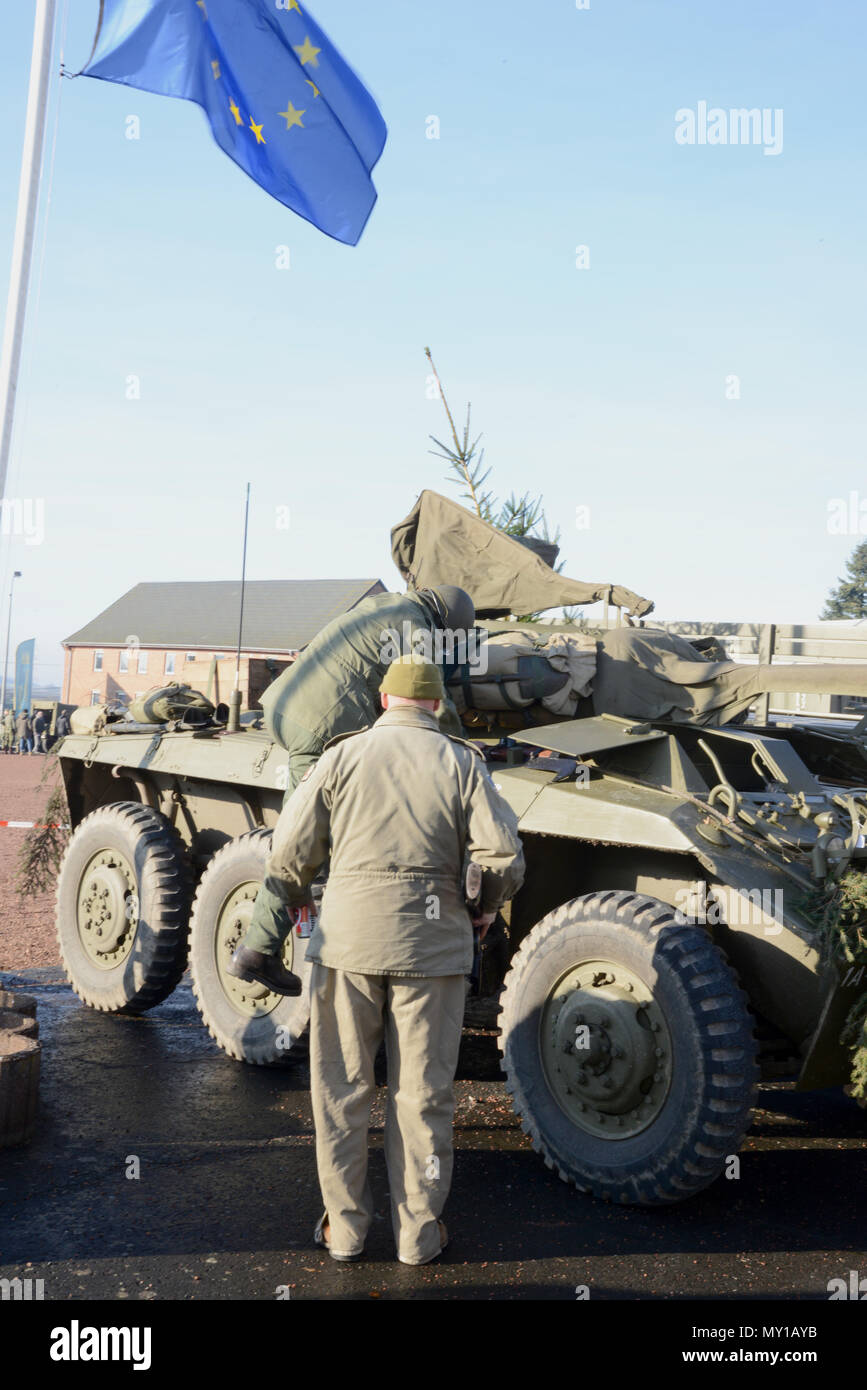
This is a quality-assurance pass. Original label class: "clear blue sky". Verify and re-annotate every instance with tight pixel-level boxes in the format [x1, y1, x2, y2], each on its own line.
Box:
[1, 0, 865, 689]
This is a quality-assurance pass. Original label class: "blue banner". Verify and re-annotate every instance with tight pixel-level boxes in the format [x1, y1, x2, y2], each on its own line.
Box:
[83, 0, 387, 244]
[14, 639, 34, 714]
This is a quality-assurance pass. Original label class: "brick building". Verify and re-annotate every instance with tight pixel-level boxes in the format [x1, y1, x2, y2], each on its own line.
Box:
[62, 578, 386, 710]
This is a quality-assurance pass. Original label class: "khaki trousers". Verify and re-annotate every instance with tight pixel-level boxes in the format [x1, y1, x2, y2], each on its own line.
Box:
[309, 962, 466, 1263]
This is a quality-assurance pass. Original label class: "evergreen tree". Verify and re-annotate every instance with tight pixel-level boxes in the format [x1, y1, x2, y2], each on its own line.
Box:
[424, 347, 580, 623]
[821, 540, 867, 619]
[424, 346, 557, 545]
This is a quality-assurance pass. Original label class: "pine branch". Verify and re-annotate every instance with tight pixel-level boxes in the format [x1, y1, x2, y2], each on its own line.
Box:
[15, 784, 70, 899]
[425, 347, 495, 521]
[425, 347, 463, 461]
[425, 345, 574, 613]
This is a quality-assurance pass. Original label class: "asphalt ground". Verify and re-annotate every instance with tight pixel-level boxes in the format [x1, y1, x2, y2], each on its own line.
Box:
[2, 966, 866, 1310]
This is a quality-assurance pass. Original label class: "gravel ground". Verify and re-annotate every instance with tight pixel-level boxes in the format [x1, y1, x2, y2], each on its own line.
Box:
[0, 752, 64, 970]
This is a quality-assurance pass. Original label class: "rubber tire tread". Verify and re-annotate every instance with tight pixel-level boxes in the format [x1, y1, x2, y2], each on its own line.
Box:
[498, 890, 759, 1206]
[188, 830, 312, 1066]
[56, 801, 192, 1014]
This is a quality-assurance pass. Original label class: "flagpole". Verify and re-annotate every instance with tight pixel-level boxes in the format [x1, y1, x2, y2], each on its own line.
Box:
[0, 0, 58, 503]
[0, 571, 22, 716]
[227, 483, 251, 733]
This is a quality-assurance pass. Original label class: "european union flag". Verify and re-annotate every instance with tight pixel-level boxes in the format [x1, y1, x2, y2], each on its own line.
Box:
[82, 0, 387, 244]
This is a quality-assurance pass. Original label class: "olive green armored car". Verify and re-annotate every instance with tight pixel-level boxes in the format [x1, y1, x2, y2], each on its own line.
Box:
[53, 493, 867, 1206]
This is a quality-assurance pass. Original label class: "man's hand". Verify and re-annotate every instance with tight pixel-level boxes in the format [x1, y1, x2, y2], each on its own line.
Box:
[472, 910, 497, 940]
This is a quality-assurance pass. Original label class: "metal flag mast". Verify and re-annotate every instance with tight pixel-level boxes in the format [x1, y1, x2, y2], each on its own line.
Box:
[0, 0, 58, 505]
[0, 570, 22, 716]
[227, 482, 251, 733]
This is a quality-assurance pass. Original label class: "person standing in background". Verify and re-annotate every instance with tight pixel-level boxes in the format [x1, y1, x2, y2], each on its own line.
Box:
[32, 709, 46, 753]
[16, 709, 32, 755]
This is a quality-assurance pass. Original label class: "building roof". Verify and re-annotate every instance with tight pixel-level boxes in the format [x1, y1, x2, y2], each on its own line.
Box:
[63, 580, 386, 652]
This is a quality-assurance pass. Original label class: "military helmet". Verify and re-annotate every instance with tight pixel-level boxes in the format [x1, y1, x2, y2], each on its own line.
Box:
[419, 584, 475, 632]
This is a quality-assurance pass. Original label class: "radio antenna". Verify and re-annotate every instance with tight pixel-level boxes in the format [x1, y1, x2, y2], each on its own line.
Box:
[227, 482, 250, 732]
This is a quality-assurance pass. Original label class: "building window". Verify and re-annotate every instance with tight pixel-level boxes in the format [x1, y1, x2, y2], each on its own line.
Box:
[213, 653, 226, 661]
[165, 652, 176, 675]
[186, 652, 196, 664]
[93, 651, 103, 672]
[119, 650, 129, 674]
[90, 689, 101, 706]
[138, 651, 148, 674]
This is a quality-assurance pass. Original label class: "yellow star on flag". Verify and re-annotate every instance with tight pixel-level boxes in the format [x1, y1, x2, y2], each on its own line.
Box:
[229, 99, 243, 126]
[287, 0, 302, 9]
[293, 36, 321, 67]
[249, 117, 266, 145]
[305, 79, 320, 98]
[211, 59, 221, 80]
[196, 0, 207, 17]
[278, 101, 306, 130]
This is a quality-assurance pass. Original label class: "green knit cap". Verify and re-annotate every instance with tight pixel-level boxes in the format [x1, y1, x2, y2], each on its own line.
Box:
[380, 654, 445, 700]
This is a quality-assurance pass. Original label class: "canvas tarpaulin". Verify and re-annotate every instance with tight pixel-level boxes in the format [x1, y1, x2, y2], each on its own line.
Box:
[592, 627, 867, 726]
[391, 491, 654, 619]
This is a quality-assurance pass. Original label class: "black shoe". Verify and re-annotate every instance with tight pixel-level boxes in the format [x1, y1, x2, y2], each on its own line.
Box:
[314, 1213, 363, 1262]
[227, 945, 303, 996]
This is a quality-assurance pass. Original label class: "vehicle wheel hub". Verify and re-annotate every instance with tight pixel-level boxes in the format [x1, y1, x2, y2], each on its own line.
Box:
[76, 853, 138, 967]
[215, 882, 292, 1019]
[542, 958, 673, 1139]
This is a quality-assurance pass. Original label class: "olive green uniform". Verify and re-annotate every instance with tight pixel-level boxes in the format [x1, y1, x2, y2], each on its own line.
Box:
[261, 703, 524, 1262]
[1, 712, 13, 752]
[245, 590, 463, 956]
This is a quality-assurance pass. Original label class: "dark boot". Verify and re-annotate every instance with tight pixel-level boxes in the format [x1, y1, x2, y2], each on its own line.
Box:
[228, 945, 302, 996]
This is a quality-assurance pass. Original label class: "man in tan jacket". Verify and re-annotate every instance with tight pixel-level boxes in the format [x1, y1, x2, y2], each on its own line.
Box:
[259, 653, 525, 1265]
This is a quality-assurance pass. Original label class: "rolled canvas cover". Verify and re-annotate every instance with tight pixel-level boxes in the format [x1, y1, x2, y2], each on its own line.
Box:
[592, 627, 867, 725]
[449, 631, 597, 715]
[129, 684, 214, 724]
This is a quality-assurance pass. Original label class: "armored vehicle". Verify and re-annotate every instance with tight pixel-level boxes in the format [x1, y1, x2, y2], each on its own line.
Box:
[52, 494, 867, 1205]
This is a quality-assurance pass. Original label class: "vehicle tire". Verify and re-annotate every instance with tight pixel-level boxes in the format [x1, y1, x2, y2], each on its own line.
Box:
[188, 830, 312, 1065]
[56, 802, 192, 1014]
[499, 890, 759, 1205]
